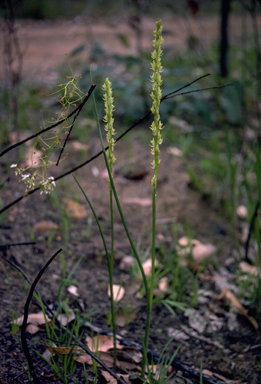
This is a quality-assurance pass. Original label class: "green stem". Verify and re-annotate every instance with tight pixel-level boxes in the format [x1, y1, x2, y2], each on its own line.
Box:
[109, 187, 117, 368]
[91, 89, 150, 377]
[73, 175, 117, 366]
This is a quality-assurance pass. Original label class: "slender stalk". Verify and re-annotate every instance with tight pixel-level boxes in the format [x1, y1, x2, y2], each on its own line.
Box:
[143, 18, 164, 377]
[109, 187, 117, 367]
[102, 78, 117, 367]
[91, 80, 150, 376]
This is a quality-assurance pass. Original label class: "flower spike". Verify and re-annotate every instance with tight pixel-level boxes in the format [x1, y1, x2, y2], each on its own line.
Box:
[102, 78, 116, 177]
[150, 19, 164, 187]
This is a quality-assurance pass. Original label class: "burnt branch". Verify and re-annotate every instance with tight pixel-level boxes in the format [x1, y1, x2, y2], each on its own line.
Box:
[56, 84, 96, 166]
[0, 76, 231, 216]
[1, 253, 128, 384]
[21, 249, 62, 384]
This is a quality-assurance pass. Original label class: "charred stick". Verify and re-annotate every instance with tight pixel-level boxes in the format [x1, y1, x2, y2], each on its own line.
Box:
[1, 253, 127, 384]
[56, 84, 96, 166]
[21, 249, 62, 384]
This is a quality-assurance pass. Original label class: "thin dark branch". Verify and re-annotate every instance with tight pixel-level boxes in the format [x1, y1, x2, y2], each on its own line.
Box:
[0, 253, 54, 320]
[21, 249, 62, 384]
[245, 201, 259, 262]
[161, 73, 211, 101]
[0, 84, 96, 158]
[0, 109, 151, 215]
[0, 242, 36, 248]
[164, 84, 233, 100]
[0, 187, 41, 215]
[1, 253, 127, 384]
[0, 76, 232, 216]
[56, 84, 95, 166]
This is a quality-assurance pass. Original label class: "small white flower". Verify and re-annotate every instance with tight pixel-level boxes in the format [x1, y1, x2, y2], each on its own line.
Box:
[10, 164, 17, 168]
[22, 174, 30, 180]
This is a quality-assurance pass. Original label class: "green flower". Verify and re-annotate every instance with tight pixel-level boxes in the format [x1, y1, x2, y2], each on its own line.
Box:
[102, 78, 116, 175]
[150, 19, 164, 187]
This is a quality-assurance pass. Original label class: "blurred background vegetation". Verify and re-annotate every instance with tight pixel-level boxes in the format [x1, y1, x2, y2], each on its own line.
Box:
[1, 0, 261, 225]
[0, 0, 224, 19]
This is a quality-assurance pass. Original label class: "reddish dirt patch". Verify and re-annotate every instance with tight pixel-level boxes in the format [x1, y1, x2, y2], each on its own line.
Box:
[1, 14, 261, 83]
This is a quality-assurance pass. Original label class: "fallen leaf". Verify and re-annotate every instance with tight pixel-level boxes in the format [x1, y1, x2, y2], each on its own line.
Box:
[41, 347, 54, 362]
[26, 324, 41, 334]
[100, 169, 109, 179]
[159, 276, 168, 293]
[67, 285, 79, 297]
[212, 371, 239, 382]
[96, 351, 114, 368]
[236, 205, 248, 219]
[177, 237, 216, 264]
[239, 261, 259, 276]
[100, 370, 117, 384]
[40, 372, 58, 379]
[13, 312, 51, 334]
[121, 347, 142, 364]
[178, 236, 195, 247]
[115, 311, 137, 327]
[218, 287, 258, 330]
[123, 197, 152, 206]
[33, 220, 58, 232]
[192, 242, 216, 263]
[91, 166, 99, 177]
[62, 198, 87, 219]
[167, 147, 183, 157]
[14, 312, 50, 327]
[101, 370, 132, 384]
[70, 141, 89, 151]
[119, 256, 135, 271]
[45, 345, 79, 355]
[86, 335, 122, 352]
[125, 279, 141, 295]
[142, 258, 158, 276]
[167, 328, 190, 341]
[57, 311, 75, 326]
[117, 359, 136, 370]
[108, 284, 125, 302]
[185, 308, 207, 333]
[75, 352, 92, 365]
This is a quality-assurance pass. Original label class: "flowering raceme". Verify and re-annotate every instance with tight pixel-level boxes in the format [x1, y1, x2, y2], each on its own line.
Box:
[150, 19, 164, 188]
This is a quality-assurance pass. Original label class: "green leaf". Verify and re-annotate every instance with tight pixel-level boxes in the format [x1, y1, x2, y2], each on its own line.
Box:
[115, 33, 129, 48]
[69, 44, 85, 57]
